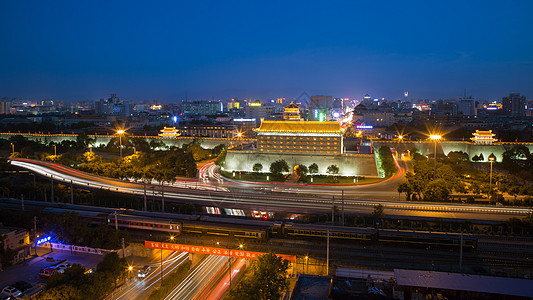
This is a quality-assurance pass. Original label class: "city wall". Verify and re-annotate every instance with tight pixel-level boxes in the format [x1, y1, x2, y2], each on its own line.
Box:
[224, 150, 379, 177]
[0, 133, 253, 149]
[374, 141, 533, 163]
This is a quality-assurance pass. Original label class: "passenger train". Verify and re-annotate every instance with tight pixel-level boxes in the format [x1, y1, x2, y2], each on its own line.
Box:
[0, 198, 477, 249]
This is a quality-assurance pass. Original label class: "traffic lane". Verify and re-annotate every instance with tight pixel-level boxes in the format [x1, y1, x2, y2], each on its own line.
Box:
[0, 250, 104, 293]
[165, 255, 227, 300]
[11, 159, 529, 221]
[205, 258, 246, 300]
[115, 251, 188, 300]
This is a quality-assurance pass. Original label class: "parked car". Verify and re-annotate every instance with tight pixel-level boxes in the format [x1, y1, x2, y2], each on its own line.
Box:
[0, 293, 15, 300]
[39, 268, 57, 278]
[137, 265, 151, 278]
[11, 281, 32, 293]
[45, 257, 54, 262]
[56, 263, 71, 270]
[1, 286, 21, 298]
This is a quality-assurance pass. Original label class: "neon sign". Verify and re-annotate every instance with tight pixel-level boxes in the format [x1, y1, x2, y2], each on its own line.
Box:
[356, 125, 374, 129]
[36, 236, 51, 245]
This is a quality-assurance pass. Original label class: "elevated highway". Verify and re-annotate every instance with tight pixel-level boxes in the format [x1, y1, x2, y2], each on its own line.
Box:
[10, 158, 531, 221]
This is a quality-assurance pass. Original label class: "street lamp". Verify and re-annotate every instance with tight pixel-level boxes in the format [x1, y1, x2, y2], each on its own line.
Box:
[159, 235, 174, 287]
[429, 134, 441, 180]
[53, 145, 57, 156]
[10, 143, 14, 155]
[117, 129, 125, 160]
[488, 153, 496, 192]
[217, 241, 243, 290]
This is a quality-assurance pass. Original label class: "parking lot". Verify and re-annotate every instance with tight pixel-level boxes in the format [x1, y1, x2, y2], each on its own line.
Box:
[0, 247, 105, 297]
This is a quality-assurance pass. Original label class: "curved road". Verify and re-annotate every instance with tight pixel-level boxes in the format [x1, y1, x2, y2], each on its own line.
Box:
[10, 158, 531, 221]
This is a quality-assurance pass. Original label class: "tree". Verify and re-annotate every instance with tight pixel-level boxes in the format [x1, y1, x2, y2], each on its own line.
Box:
[397, 182, 413, 200]
[270, 160, 289, 179]
[38, 285, 81, 300]
[326, 164, 339, 175]
[308, 163, 319, 174]
[253, 163, 263, 173]
[294, 164, 308, 178]
[96, 252, 128, 281]
[471, 154, 480, 162]
[230, 253, 291, 300]
[371, 204, 385, 225]
[378, 146, 396, 177]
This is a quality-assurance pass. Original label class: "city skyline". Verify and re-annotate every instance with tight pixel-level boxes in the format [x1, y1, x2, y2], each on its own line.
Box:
[1, 1, 532, 101]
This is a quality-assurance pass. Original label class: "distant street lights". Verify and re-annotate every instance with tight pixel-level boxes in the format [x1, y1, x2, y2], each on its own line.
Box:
[117, 129, 125, 159]
[429, 134, 441, 180]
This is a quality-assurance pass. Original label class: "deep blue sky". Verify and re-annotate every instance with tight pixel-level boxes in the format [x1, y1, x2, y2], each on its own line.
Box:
[1, 0, 532, 102]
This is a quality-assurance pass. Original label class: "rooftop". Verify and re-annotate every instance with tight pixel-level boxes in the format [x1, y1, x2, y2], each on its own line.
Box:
[394, 269, 533, 298]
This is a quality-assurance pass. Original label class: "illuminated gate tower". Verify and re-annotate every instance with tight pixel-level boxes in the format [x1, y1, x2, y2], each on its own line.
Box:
[256, 103, 344, 155]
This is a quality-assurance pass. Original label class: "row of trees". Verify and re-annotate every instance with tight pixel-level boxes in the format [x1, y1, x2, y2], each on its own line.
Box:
[76, 149, 197, 182]
[252, 160, 340, 182]
[397, 147, 533, 203]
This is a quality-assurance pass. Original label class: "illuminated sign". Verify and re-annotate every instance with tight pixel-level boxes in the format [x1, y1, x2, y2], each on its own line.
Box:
[144, 241, 296, 263]
[233, 118, 256, 122]
[356, 125, 374, 129]
[249, 102, 262, 107]
[37, 236, 51, 245]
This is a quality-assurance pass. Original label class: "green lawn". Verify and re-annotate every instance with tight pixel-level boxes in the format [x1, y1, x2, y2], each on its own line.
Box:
[220, 170, 384, 185]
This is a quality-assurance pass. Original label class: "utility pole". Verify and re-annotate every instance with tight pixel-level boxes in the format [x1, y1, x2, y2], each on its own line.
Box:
[122, 237, 126, 258]
[326, 229, 330, 276]
[161, 182, 165, 212]
[143, 182, 147, 211]
[331, 196, 335, 226]
[114, 211, 118, 231]
[34, 216, 37, 255]
[50, 175, 54, 203]
[341, 190, 345, 226]
[459, 225, 464, 271]
[70, 180, 74, 204]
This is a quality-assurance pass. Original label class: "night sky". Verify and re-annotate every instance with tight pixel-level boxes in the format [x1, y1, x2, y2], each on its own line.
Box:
[1, 0, 532, 102]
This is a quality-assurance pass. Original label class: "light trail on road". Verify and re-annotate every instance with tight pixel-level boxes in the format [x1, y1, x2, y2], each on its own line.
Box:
[112, 251, 188, 300]
[10, 158, 532, 221]
[164, 255, 227, 300]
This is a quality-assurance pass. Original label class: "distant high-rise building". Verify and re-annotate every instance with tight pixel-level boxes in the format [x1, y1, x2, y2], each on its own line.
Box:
[459, 97, 475, 116]
[310, 95, 332, 108]
[181, 100, 223, 116]
[109, 93, 120, 105]
[309, 95, 332, 121]
[502, 93, 526, 117]
[0, 101, 12, 114]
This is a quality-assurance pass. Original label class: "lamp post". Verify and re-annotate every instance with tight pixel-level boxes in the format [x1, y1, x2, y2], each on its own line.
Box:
[117, 129, 125, 160]
[217, 241, 243, 290]
[10, 142, 14, 155]
[429, 135, 441, 180]
[159, 235, 174, 287]
[53, 145, 57, 156]
[488, 153, 496, 192]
